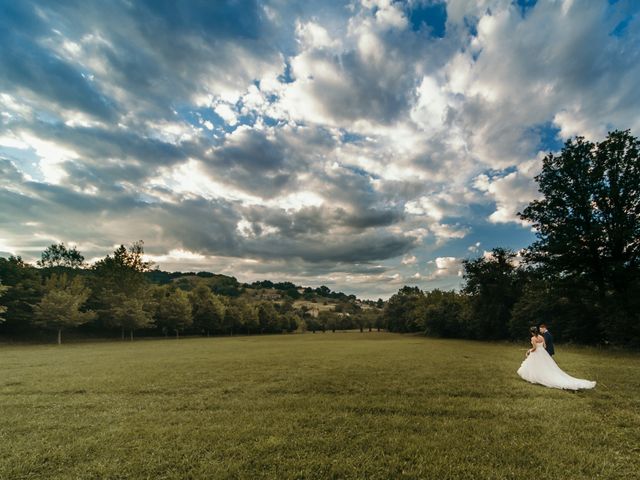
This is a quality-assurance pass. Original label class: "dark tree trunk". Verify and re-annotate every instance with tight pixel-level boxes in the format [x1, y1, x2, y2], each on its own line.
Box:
[130, 329, 134, 341]
[176, 329, 179, 339]
[57, 328, 62, 345]
[121, 326, 125, 340]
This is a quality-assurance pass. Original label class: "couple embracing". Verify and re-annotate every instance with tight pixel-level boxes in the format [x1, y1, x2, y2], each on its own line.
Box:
[517, 324, 596, 390]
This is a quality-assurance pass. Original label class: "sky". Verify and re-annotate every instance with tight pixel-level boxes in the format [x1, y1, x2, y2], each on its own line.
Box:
[0, 0, 639, 299]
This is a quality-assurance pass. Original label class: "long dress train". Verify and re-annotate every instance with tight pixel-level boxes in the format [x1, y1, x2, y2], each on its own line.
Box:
[517, 340, 596, 390]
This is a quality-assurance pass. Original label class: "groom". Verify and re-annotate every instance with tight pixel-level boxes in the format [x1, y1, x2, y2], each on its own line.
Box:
[539, 324, 554, 356]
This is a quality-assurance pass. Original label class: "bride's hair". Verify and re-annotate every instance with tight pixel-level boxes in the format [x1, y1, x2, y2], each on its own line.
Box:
[529, 326, 539, 336]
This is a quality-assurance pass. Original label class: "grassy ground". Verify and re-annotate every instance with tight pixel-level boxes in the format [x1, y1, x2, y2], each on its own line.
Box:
[1, 333, 638, 479]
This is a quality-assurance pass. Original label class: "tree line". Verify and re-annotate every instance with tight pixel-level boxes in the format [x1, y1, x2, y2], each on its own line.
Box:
[385, 130, 640, 347]
[0, 242, 383, 344]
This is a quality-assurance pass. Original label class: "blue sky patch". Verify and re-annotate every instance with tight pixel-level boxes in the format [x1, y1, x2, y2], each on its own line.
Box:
[407, 1, 447, 37]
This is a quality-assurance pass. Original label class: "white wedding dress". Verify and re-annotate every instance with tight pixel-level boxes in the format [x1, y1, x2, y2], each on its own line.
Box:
[517, 338, 596, 390]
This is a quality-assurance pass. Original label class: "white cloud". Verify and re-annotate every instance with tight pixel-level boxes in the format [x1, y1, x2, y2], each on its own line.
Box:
[474, 155, 543, 225]
[427, 256, 463, 279]
[1, 0, 638, 299]
[402, 254, 417, 265]
[214, 103, 238, 126]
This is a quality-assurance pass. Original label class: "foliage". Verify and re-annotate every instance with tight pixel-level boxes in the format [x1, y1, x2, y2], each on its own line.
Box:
[90, 241, 154, 335]
[153, 286, 192, 337]
[33, 273, 95, 344]
[36, 243, 85, 269]
[384, 286, 426, 333]
[188, 284, 225, 335]
[0, 281, 8, 323]
[422, 289, 470, 338]
[462, 248, 524, 340]
[109, 294, 155, 340]
[0, 256, 43, 335]
[520, 130, 640, 345]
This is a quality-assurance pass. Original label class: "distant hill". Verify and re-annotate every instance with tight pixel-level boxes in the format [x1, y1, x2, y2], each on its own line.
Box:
[144, 269, 383, 308]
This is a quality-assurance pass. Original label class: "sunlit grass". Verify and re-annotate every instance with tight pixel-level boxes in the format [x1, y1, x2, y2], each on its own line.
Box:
[1, 333, 638, 479]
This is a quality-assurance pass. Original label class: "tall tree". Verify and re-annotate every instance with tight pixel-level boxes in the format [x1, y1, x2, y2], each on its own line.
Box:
[421, 289, 470, 338]
[0, 257, 43, 335]
[462, 248, 522, 339]
[520, 130, 640, 342]
[33, 273, 95, 344]
[383, 286, 425, 333]
[153, 286, 192, 338]
[37, 243, 85, 269]
[188, 284, 225, 335]
[91, 241, 153, 338]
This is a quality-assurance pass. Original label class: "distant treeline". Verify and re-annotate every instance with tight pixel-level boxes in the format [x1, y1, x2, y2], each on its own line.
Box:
[0, 243, 383, 344]
[385, 131, 640, 347]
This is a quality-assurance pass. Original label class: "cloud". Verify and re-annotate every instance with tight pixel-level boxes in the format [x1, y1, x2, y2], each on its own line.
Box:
[427, 256, 463, 279]
[474, 156, 542, 225]
[0, 0, 638, 299]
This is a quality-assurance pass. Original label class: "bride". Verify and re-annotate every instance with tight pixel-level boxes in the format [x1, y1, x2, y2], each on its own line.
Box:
[517, 326, 596, 390]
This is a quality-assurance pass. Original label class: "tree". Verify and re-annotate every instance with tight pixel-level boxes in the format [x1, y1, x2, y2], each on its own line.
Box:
[0, 256, 43, 335]
[33, 273, 95, 344]
[37, 243, 85, 269]
[383, 286, 425, 333]
[240, 302, 259, 334]
[257, 302, 279, 333]
[189, 284, 225, 335]
[222, 303, 241, 335]
[91, 241, 154, 338]
[153, 286, 192, 338]
[0, 282, 8, 323]
[109, 294, 155, 341]
[284, 311, 302, 332]
[421, 290, 470, 338]
[462, 248, 523, 339]
[520, 130, 640, 343]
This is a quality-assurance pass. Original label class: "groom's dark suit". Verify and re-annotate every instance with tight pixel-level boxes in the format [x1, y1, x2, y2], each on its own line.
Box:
[543, 330, 554, 356]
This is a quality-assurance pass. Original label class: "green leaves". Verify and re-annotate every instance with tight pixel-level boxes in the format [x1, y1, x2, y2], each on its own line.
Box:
[519, 130, 640, 344]
[520, 130, 640, 290]
[33, 273, 95, 342]
[37, 243, 85, 269]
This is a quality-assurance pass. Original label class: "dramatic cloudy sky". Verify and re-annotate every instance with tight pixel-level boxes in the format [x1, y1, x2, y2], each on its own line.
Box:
[0, 0, 638, 298]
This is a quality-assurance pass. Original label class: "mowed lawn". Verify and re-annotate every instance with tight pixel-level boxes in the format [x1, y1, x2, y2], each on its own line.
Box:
[1, 333, 638, 479]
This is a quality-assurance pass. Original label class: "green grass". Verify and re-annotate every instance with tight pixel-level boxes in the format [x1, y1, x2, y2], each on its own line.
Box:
[1, 333, 638, 479]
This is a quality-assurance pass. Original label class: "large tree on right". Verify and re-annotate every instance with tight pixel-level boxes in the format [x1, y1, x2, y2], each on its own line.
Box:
[519, 130, 640, 343]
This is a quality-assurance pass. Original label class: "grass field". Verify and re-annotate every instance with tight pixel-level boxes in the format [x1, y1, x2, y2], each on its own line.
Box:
[1, 333, 639, 479]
